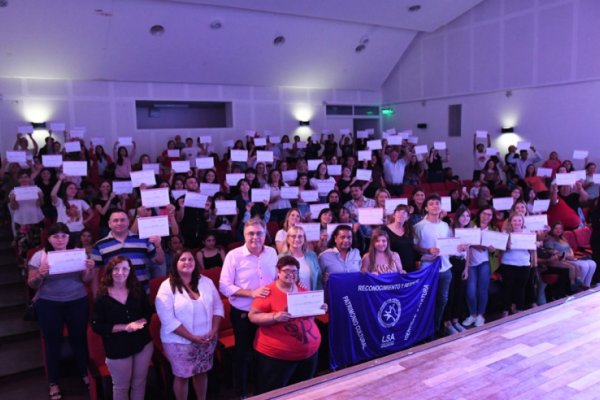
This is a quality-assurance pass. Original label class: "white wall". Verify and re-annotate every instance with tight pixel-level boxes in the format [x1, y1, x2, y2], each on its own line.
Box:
[0, 78, 380, 160]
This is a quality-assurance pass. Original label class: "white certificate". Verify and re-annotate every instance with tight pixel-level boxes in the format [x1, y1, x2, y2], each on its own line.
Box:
[49, 122, 66, 131]
[367, 140, 382, 150]
[184, 192, 208, 209]
[112, 180, 133, 195]
[42, 155, 63, 168]
[230, 150, 248, 162]
[572, 170, 586, 181]
[493, 197, 514, 211]
[269, 136, 281, 144]
[434, 141, 446, 150]
[357, 150, 372, 161]
[593, 174, 600, 184]
[307, 159, 321, 171]
[309, 203, 329, 220]
[251, 188, 271, 203]
[18, 125, 34, 134]
[436, 238, 463, 256]
[281, 186, 299, 199]
[64, 141, 81, 153]
[573, 150, 588, 160]
[48, 249, 87, 275]
[245, 130, 256, 137]
[118, 136, 133, 146]
[356, 130, 368, 139]
[171, 160, 190, 173]
[324, 165, 340, 176]
[14, 186, 40, 201]
[69, 128, 85, 139]
[486, 147, 499, 156]
[200, 183, 221, 197]
[385, 128, 397, 135]
[171, 189, 187, 200]
[517, 141, 531, 151]
[524, 215, 548, 231]
[287, 290, 325, 318]
[398, 131, 411, 139]
[387, 136, 403, 146]
[509, 233, 537, 250]
[254, 137, 267, 146]
[476, 130, 488, 138]
[555, 173, 576, 186]
[6, 151, 26, 163]
[141, 187, 170, 208]
[199, 136, 212, 144]
[282, 170, 298, 182]
[385, 198, 408, 215]
[256, 151, 274, 163]
[316, 181, 336, 194]
[215, 200, 237, 216]
[340, 128, 351, 136]
[282, 143, 293, 150]
[195, 157, 214, 169]
[91, 137, 105, 147]
[296, 141, 307, 149]
[62, 161, 88, 176]
[296, 223, 321, 241]
[358, 207, 384, 225]
[481, 230, 509, 251]
[536, 167, 552, 177]
[356, 169, 372, 181]
[532, 199, 550, 213]
[138, 215, 170, 239]
[454, 228, 482, 245]
[414, 145, 428, 155]
[142, 163, 160, 174]
[226, 173, 245, 186]
[407, 136, 419, 144]
[441, 196, 452, 212]
[167, 149, 180, 158]
[130, 170, 156, 188]
[300, 190, 319, 203]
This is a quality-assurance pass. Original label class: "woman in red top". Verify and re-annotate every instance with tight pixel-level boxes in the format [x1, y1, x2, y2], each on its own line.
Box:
[249, 256, 327, 394]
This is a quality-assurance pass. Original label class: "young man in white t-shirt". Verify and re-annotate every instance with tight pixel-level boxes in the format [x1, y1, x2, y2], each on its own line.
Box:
[414, 194, 454, 336]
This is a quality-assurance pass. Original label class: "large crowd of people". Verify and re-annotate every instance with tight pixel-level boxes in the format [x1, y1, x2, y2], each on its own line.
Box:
[4, 127, 600, 399]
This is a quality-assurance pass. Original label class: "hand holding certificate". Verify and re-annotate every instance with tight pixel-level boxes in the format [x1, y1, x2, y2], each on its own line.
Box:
[141, 187, 170, 208]
[358, 208, 384, 225]
[287, 290, 326, 318]
[454, 228, 482, 245]
[436, 238, 463, 256]
[48, 249, 87, 275]
[481, 230, 509, 251]
[509, 233, 537, 250]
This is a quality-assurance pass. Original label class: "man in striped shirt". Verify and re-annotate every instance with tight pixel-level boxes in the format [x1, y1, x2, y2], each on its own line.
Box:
[91, 209, 165, 295]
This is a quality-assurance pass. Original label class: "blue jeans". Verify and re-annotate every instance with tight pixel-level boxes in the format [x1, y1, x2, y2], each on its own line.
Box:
[435, 269, 453, 332]
[466, 262, 491, 316]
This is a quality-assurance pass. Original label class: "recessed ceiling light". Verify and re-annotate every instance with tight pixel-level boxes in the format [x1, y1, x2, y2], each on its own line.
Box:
[210, 19, 222, 30]
[273, 35, 286, 46]
[355, 44, 366, 53]
[150, 25, 165, 36]
[408, 4, 421, 12]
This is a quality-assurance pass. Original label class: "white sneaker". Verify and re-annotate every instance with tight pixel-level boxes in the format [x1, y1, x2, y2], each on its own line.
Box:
[475, 315, 485, 327]
[462, 316, 476, 327]
[453, 322, 466, 333]
[445, 324, 459, 336]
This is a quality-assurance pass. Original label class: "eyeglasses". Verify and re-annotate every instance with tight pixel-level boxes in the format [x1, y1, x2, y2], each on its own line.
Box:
[280, 269, 299, 276]
[246, 231, 265, 237]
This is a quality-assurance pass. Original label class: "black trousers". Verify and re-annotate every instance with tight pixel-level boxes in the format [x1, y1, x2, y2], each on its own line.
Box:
[444, 257, 467, 321]
[230, 306, 258, 396]
[255, 351, 318, 394]
[499, 264, 531, 311]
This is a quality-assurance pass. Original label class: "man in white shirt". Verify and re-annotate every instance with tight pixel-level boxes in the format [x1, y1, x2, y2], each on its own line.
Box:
[507, 146, 542, 180]
[414, 194, 454, 336]
[219, 218, 278, 397]
[473, 132, 491, 180]
[383, 145, 412, 196]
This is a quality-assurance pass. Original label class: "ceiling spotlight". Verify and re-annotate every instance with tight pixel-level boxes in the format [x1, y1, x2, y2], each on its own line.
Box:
[408, 4, 421, 12]
[150, 24, 165, 36]
[210, 19, 222, 30]
[273, 35, 286, 46]
[355, 44, 366, 53]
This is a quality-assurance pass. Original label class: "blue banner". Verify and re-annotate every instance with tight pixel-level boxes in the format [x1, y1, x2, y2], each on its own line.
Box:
[328, 260, 440, 370]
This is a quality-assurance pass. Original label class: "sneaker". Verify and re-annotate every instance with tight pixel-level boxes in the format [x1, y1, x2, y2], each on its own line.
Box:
[474, 315, 485, 327]
[445, 324, 459, 336]
[462, 316, 476, 327]
[453, 322, 466, 332]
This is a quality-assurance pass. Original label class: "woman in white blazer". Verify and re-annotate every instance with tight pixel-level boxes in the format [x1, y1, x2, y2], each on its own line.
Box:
[155, 250, 224, 400]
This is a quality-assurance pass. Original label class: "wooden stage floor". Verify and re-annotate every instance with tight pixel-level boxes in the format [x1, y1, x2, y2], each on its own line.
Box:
[257, 289, 600, 400]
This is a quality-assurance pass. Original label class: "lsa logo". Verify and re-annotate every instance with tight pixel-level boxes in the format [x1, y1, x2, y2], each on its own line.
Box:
[377, 298, 401, 348]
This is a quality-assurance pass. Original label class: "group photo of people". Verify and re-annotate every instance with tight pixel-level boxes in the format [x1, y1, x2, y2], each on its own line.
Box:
[4, 125, 600, 399]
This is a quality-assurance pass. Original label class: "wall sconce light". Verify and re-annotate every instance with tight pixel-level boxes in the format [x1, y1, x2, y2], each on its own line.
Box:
[501, 126, 515, 134]
[298, 120, 310, 126]
[417, 123, 427, 129]
[31, 122, 47, 130]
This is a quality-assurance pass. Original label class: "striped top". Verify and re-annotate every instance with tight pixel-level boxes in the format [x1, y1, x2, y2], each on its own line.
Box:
[91, 231, 156, 282]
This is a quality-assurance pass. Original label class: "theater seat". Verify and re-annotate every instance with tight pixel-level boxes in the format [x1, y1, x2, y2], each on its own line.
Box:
[201, 267, 223, 297]
[149, 276, 168, 305]
[87, 325, 112, 400]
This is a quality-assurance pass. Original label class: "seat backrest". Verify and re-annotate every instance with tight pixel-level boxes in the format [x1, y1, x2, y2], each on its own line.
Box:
[149, 276, 168, 305]
[87, 325, 106, 367]
[563, 230, 579, 251]
[201, 267, 222, 293]
[220, 298, 233, 331]
[149, 313, 165, 355]
[574, 227, 591, 248]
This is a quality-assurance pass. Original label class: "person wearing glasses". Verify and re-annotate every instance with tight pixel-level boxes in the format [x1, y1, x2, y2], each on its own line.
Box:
[219, 218, 278, 398]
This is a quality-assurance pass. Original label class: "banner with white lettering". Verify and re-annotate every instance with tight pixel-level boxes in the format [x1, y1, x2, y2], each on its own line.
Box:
[328, 260, 439, 370]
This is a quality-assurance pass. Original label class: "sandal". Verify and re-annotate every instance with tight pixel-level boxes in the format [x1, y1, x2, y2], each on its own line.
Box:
[49, 383, 62, 400]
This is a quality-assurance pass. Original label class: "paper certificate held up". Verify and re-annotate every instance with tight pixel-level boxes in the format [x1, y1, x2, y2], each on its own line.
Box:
[130, 170, 157, 188]
[436, 238, 463, 256]
[385, 198, 408, 215]
[454, 228, 482, 245]
[287, 290, 325, 318]
[493, 197, 514, 211]
[137, 215, 170, 239]
[48, 249, 87, 275]
[509, 233, 537, 250]
[215, 200, 237, 216]
[62, 161, 88, 177]
[358, 208, 384, 225]
[251, 188, 271, 203]
[184, 192, 208, 209]
[480, 230, 509, 251]
[141, 187, 170, 208]
[14, 186, 40, 201]
[295, 223, 321, 242]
